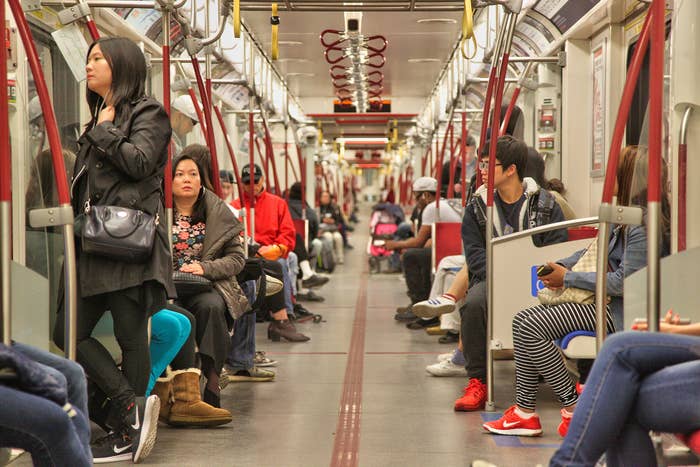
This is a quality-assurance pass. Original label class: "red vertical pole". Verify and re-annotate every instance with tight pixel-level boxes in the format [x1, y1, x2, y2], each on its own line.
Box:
[189, 57, 221, 196]
[601, 8, 653, 203]
[647, 1, 663, 205]
[187, 87, 208, 140]
[485, 52, 511, 208]
[500, 86, 521, 137]
[213, 105, 244, 200]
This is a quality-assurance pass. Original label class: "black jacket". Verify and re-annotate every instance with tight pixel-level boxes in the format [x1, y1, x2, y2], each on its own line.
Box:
[287, 198, 319, 239]
[71, 96, 174, 297]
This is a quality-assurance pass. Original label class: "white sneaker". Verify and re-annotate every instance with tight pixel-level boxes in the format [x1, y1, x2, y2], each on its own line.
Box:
[426, 359, 467, 377]
[437, 352, 454, 362]
[412, 295, 456, 319]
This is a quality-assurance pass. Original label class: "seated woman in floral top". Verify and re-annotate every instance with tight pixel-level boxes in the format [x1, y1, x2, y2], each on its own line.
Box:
[171, 154, 248, 407]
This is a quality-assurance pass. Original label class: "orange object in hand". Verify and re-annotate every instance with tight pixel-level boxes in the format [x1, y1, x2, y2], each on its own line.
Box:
[258, 244, 283, 261]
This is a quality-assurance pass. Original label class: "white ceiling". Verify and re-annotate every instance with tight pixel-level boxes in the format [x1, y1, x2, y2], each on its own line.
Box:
[240, 10, 464, 114]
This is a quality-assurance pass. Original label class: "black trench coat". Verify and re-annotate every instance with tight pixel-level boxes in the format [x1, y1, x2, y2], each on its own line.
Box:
[71, 96, 175, 299]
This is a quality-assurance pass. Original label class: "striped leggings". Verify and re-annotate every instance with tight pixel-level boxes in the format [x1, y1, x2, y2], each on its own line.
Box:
[512, 302, 615, 411]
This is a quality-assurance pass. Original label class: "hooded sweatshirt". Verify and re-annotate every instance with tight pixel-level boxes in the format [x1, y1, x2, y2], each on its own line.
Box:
[462, 177, 567, 284]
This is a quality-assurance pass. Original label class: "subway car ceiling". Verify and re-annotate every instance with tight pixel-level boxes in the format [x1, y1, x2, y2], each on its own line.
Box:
[21, 0, 652, 161]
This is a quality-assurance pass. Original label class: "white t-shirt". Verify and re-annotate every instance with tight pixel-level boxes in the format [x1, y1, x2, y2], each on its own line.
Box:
[421, 198, 463, 226]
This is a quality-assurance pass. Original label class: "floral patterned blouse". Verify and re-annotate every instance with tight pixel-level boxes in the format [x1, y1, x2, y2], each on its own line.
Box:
[172, 212, 206, 270]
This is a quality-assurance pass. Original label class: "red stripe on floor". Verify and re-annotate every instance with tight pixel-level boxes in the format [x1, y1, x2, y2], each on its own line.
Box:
[330, 266, 368, 467]
[265, 352, 348, 355]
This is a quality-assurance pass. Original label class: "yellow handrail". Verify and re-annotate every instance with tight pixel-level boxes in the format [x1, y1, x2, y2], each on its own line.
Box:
[271, 3, 279, 60]
[233, 0, 241, 38]
[461, 0, 477, 60]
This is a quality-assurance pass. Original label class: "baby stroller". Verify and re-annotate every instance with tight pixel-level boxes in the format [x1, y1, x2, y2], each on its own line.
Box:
[367, 203, 403, 273]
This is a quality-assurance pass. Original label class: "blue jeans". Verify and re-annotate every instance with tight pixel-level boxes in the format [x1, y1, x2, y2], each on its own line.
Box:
[287, 252, 299, 295]
[147, 309, 191, 395]
[277, 257, 294, 314]
[0, 344, 91, 466]
[225, 311, 256, 372]
[551, 331, 700, 467]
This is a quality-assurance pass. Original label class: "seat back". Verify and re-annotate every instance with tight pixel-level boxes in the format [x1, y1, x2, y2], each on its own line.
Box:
[293, 218, 309, 251]
[567, 226, 598, 241]
[431, 222, 463, 274]
[492, 235, 591, 350]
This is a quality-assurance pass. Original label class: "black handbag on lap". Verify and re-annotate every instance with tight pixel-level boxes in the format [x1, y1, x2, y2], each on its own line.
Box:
[173, 271, 213, 298]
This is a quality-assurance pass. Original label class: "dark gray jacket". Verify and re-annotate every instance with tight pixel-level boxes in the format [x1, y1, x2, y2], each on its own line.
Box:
[71, 96, 174, 298]
[195, 190, 248, 319]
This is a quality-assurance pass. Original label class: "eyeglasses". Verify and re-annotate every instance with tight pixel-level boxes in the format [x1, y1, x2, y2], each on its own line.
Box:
[479, 160, 502, 171]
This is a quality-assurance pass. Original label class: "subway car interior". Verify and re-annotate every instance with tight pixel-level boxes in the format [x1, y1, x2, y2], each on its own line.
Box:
[1, 0, 700, 466]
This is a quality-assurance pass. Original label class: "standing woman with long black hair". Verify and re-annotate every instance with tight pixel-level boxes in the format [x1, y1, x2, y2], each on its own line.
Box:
[53, 37, 174, 463]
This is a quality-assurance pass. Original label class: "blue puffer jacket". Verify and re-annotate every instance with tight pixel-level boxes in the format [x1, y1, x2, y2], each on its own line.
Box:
[0, 343, 67, 406]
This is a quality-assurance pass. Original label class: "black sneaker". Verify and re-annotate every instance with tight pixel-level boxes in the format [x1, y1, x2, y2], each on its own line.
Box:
[301, 274, 329, 289]
[91, 430, 132, 464]
[125, 395, 160, 463]
[395, 309, 417, 322]
[406, 317, 440, 330]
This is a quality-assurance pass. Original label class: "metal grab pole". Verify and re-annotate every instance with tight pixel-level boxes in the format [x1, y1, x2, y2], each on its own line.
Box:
[461, 111, 468, 207]
[595, 6, 653, 350]
[421, 145, 431, 176]
[646, 0, 665, 332]
[9, 0, 77, 358]
[189, 57, 222, 196]
[187, 87, 209, 140]
[162, 9, 173, 238]
[213, 105, 245, 200]
[258, 104, 281, 193]
[248, 110, 256, 240]
[678, 106, 693, 252]
[1, 0, 10, 346]
[294, 142, 306, 220]
[485, 9, 517, 411]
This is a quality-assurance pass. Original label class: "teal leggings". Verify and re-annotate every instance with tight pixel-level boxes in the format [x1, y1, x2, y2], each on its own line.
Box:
[146, 309, 191, 395]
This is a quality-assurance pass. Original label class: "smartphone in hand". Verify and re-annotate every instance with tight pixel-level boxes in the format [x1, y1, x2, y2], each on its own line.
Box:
[537, 264, 554, 277]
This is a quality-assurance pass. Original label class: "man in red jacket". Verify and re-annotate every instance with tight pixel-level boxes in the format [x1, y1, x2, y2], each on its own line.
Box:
[232, 164, 309, 342]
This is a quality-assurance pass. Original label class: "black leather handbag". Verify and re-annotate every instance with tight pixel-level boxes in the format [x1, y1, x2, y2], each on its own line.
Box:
[173, 271, 213, 298]
[81, 203, 158, 263]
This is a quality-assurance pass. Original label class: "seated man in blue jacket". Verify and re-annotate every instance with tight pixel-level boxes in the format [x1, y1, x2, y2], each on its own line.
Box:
[455, 135, 568, 412]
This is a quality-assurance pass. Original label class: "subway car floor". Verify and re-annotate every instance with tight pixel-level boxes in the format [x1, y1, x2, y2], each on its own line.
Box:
[11, 204, 565, 467]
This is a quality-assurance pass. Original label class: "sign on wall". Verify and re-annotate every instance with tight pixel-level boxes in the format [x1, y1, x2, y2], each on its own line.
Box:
[591, 41, 606, 177]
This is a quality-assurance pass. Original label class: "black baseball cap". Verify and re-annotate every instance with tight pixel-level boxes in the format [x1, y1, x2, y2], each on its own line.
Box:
[241, 163, 263, 183]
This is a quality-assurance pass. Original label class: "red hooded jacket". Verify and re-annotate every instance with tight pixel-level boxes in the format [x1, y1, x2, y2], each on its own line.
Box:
[232, 189, 296, 255]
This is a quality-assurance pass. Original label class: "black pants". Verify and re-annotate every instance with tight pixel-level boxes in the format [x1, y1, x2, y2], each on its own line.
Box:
[459, 281, 488, 381]
[260, 259, 286, 313]
[293, 233, 309, 263]
[177, 290, 230, 375]
[402, 247, 432, 303]
[54, 287, 151, 404]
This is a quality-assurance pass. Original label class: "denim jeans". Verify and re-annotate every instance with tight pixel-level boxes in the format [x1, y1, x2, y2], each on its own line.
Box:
[287, 252, 299, 295]
[277, 257, 294, 314]
[225, 311, 256, 372]
[147, 309, 192, 395]
[551, 331, 700, 467]
[0, 344, 91, 466]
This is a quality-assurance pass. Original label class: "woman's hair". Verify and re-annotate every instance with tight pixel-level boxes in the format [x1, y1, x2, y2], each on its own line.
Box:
[172, 154, 208, 224]
[546, 178, 566, 195]
[617, 145, 671, 250]
[85, 37, 147, 127]
[524, 147, 546, 187]
[289, 182, 302, 200]
[319, 190, 332, 205]
[179, 144, 214, 190]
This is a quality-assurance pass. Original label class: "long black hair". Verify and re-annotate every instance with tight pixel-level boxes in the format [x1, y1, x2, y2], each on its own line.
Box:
[172, 154, 208, 224]
[85, 37, 147, 127]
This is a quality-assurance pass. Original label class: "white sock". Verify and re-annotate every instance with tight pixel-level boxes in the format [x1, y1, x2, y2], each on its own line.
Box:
[514, 407, 536, 419]
[300, 260, 314, 280]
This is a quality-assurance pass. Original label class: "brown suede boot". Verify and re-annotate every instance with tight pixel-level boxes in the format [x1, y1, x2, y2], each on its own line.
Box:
[267, 319, 310, 342]
[168, 369, 232, 427]
[151, 376, 173, 423]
